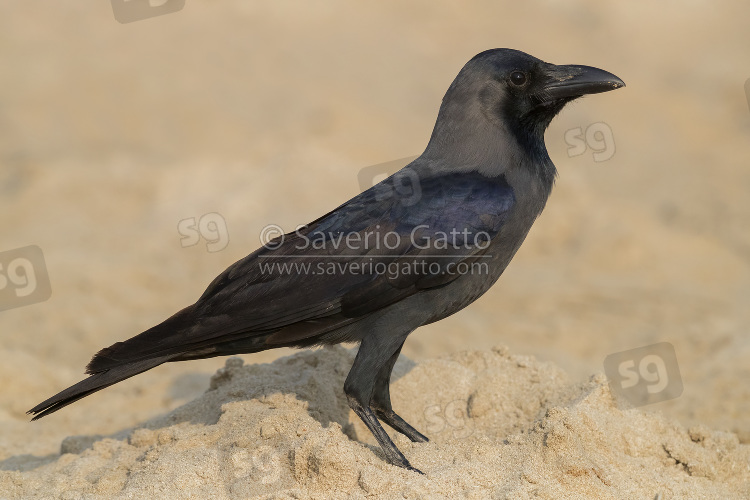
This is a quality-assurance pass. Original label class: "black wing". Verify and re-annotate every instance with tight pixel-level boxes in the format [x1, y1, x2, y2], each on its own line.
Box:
[87, 169, 515, 372]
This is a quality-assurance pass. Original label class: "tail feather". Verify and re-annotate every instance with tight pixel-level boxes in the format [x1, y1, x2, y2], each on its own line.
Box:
[85, 305, 197, 375]
[28, 356, 170, 420]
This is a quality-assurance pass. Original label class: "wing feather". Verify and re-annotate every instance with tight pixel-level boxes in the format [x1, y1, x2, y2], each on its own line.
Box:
[88, 168, 516, 370]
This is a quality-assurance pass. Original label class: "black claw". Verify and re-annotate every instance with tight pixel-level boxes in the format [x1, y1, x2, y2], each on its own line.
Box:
[373, 407, 429, 443]
[406, 465, 425, 475]
[385, 455, 424, 475]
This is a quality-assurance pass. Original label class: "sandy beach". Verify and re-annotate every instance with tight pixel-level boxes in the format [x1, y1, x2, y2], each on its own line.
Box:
[1, 1, 749, 498]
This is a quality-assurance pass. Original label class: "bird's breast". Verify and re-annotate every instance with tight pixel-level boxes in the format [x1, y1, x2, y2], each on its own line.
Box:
[420, 168, 552, 325]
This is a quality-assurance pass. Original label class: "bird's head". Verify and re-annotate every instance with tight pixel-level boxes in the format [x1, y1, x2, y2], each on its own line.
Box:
[470, 48, 623, 131]
[426, 49, 624, 174]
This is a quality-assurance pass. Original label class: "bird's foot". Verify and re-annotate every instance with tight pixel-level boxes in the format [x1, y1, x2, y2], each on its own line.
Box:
[405, 464, 425, 475]
[384, 451, 425, 475]
[373, 407, 429, 443]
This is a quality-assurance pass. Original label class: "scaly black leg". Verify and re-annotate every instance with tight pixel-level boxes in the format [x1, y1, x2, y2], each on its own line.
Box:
[371, 345, 428, 443]
[343, 334, 424, 474]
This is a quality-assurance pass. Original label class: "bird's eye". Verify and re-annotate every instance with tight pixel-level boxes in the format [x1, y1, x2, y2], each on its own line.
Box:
[509, 71, 527, 86]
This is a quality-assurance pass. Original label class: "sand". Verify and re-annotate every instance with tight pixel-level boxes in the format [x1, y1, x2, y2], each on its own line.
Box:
[1, 1, 749, 498]
[2, 347, 748, 499]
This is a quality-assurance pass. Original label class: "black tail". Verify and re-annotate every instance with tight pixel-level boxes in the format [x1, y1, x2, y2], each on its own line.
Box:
[27, 356, 170, 420]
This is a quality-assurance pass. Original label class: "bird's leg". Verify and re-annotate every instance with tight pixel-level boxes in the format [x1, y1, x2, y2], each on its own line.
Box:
[370, 345, 429, 443]
[344, 334, 424, 474]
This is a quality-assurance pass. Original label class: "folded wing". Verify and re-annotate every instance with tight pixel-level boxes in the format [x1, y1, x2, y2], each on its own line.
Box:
[86, 168, 516, 373]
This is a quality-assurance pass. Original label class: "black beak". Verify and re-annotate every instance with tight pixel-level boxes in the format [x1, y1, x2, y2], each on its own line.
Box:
[543, 65, 625, 100]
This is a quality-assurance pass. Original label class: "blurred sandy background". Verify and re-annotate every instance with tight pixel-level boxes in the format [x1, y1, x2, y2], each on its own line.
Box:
[0, 0, 749, 495]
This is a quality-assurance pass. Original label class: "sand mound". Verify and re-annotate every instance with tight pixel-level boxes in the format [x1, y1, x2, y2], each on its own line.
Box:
[1, 346, 747, 499]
